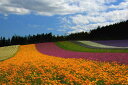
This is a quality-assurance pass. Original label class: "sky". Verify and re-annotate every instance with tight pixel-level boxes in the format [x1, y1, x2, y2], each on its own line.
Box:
[0, 0, 128, 38]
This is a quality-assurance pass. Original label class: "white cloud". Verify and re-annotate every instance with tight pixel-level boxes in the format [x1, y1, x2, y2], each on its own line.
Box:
[70, 15, 89, 24]
[70, 14, 106, 25]
[0, 0, 127, 34]
[0, 0, 118, 16]
[61, 9, 128, 33]
[59, 0, 128, 33]
[0, 0, 81, 16]
[102, 9, 128, 22]
[65, 21, 118, 34]
[109, 0, 128, 9]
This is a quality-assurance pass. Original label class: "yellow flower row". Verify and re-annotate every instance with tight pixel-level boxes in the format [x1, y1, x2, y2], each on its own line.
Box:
[0, 44, 127, 85]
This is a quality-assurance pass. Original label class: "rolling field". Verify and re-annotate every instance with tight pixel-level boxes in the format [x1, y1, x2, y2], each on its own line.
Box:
[0, 45, 19, 61]
[76, 41, 128, 49]
[93, 40, 128, 47]
[56, 41, 128, 53]
[36, 42, 128, 64]
[0, 41, 128, 84]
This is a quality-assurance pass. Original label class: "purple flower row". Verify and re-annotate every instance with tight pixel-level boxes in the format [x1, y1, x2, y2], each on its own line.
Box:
[36, 42, 128, 64]
[93, 40, 128, 47]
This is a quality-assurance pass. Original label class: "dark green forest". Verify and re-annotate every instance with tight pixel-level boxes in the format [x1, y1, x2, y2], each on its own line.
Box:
[0, 20, 128, 47]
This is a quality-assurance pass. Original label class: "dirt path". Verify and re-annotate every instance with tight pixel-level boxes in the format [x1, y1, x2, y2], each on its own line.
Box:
[36, 42, 128, 64]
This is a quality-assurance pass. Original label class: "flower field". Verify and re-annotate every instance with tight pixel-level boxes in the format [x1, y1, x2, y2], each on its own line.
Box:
[0, 45, 19, 61]
[36, 42, 128, 64]
[77, 41, 128, 48]
[93, 40, 128, 47]
[56, 41, 128, 53]
[0, 44, 128, 84]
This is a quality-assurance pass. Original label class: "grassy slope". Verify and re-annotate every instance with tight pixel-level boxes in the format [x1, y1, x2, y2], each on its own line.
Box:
[0, 45, 19, 61]
[56, 41, 128, 53]
[79, 41, 128, 48]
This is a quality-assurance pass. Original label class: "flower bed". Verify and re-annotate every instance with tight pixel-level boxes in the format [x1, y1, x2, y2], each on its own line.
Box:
[56, 41, 128, 53]
[77, 41, 128, 48]
[0, 44, 127, 84]
[93, 40, 128, 47]
[36, 42, 128, 64]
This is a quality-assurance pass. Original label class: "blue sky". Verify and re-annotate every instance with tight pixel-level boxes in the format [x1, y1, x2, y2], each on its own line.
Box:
[0, 0, 128, 38]
[0, 14, 63, 37]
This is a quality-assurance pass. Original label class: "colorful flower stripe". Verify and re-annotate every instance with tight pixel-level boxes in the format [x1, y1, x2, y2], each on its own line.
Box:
[0, 45, 19, 61]
[36, 42, 128, 64]
[71, 41, 126, 50]
[0, 44, 127, 84]
[93, 40, 128, 47]
[56, 41, 128, 53]
[78, 41, 128, 48]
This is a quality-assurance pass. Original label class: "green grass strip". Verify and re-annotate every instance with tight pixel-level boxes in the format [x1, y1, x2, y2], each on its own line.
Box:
[0, 45, 19, 61]
[56, 41, 128, 53]
[79, 41, 128, 48]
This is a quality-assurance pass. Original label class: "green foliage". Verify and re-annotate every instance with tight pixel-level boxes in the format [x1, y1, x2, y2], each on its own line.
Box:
[56, 41, 128, 53]
[96, 80, 105, 85]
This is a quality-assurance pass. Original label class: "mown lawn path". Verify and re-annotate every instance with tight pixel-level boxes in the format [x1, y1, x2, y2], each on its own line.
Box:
[36, 42, 128, 64]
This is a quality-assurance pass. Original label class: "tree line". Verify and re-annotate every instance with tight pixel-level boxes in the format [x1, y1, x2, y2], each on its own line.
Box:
[0, 20, 128, 47]
[89, 20, 128, 40]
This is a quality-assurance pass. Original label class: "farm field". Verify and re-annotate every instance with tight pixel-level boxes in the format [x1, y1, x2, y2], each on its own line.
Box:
[56, 41, 128, 53]
[0, 44, 128, 84]
[36, 42, 128, 64]
[76, 41, 128, 49]
[0, 0, 128, 84]
[0, 41, 128, 84]
[93, 40, 128, 47]
[0, 45, 19, 61]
